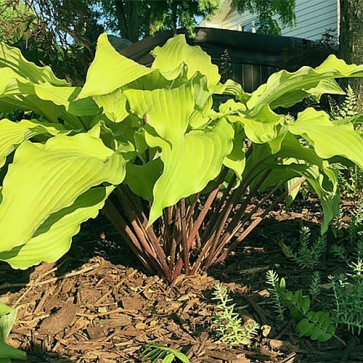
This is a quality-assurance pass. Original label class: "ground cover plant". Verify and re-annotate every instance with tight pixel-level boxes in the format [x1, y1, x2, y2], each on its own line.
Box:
[1, 33, 363, 288]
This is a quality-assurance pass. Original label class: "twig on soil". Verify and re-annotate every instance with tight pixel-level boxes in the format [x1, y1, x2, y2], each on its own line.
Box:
[12, 265, 60, 307]
[280, 352, 297, 363]
[95, 269, 138, 305]
[18, 313, 50, 325]
[243, 295, 270, 325]
[0, 263, 100, 292]
[76, 307, 132, 318]
[238, 265, 271, 275]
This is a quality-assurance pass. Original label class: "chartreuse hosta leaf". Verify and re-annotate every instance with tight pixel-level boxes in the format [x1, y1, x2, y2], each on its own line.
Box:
[291, 162, 339, 234]
[0, 43, 99, 127]
[221, 98, 287, 148]
[33, 83, 99, 117]
[146, 118, 234, 224]
[0, 71, 98, 128]
[0, 118, 65, 168]
[0, 186, 113, 269]
[78, 33, 152, 99]
[0, 301, 26, 361]
[0, 302, 16, 343]
[151, 34, 220, 87]
[93, 89, 128, 123]
[0, 133, 126, 253]
[223, 126, 246, 178]
[265, 133, 340, 232]
[238, 109, 286, 146]
[124, 159, 163, 202]
[247, 54, 363, 115]
[124, 66, 189, 91]
[0, 42, 68, 86]
[0, 342, 26, 361]
[289, 108, 363, 168]
[124, 84, 194, 142]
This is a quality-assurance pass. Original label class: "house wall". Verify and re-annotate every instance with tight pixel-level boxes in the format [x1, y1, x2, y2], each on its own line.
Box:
[206, 0, 339, 41]
[282, 0, 338, 40]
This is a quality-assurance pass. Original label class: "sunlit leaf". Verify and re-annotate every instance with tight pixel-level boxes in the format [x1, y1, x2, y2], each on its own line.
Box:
[147, 118, 234, 224]
[0, 118, 64, 168]
[289, 108, 363, 168]
[0, 186, 113, 268]
[94, 89, 128, 122]
[78, 33, 152, 99]
[247, 55, 363, 115]
[124, 84, 194, 142]
[151, 34, 220, 87]
[0, 42, 68, 86]
[0, 133, 125, 253]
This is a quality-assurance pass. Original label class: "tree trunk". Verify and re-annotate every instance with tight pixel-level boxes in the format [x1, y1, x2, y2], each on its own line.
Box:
[339, 0, 363, 111]
[114, 0, 140, 42]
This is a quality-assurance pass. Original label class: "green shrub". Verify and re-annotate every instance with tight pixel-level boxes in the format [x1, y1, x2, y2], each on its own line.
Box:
[1, 34, 363, 281]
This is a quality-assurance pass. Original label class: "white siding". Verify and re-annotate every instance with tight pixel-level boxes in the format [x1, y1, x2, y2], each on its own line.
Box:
[282, 0, 338, 40]
[204, 0, 339, 42]
[221, 7, 257, 30]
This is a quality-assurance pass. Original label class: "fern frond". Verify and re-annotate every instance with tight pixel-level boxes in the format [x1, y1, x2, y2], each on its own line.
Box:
[281, 289, 336, 342]
[329, 85, 358, 120]
[296, 311, 336, 342]
[266, 270, 285, 320]
[287, 226, 326, 269]
[309, 271, 322, 300]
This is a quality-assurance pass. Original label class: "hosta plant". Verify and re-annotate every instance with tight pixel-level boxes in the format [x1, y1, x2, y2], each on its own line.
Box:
[0, 302, 26, 362]
[1, 34, 363, 281]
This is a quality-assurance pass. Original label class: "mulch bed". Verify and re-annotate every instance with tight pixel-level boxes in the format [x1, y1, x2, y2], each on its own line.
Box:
[1, 197, 363, 363]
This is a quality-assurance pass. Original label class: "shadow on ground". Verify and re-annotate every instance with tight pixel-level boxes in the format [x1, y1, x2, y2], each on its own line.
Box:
[12, 343, 73, 363]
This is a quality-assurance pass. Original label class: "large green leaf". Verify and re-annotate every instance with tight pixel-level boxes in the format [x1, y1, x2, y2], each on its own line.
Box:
[0, 186, 113, 269]
[124, 66, 189, 91]
[0, 302, 25, 361]
[0, 302, 16, 342]
[34, 83, 99, 117]
[223, 127, 246, 178]
[0, 341, 26, 361]
[124, 84, 194, 142]
[0, 73, 98, 128]
[78, 33, 152, 99]
[247, 55, 363, 115]
[151, 34, 220, 87]
[0, 133, 126, 253]
[146, 118, 234, 224]
[275, 133, 339, 232]
[93, 89, 128, 122]
[0, 119, 64, 168]
[289, 108, 363, 168]
[237, 110, 286, 145]
[124, 159, 163, 202]
[0, 42, 68, 86]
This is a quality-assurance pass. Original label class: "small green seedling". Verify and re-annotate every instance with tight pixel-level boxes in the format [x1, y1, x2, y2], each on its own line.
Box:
[142, 343, 190, 363]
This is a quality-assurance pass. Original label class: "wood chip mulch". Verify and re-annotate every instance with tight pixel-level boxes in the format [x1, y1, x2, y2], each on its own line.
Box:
[1, 255, 297, 363]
